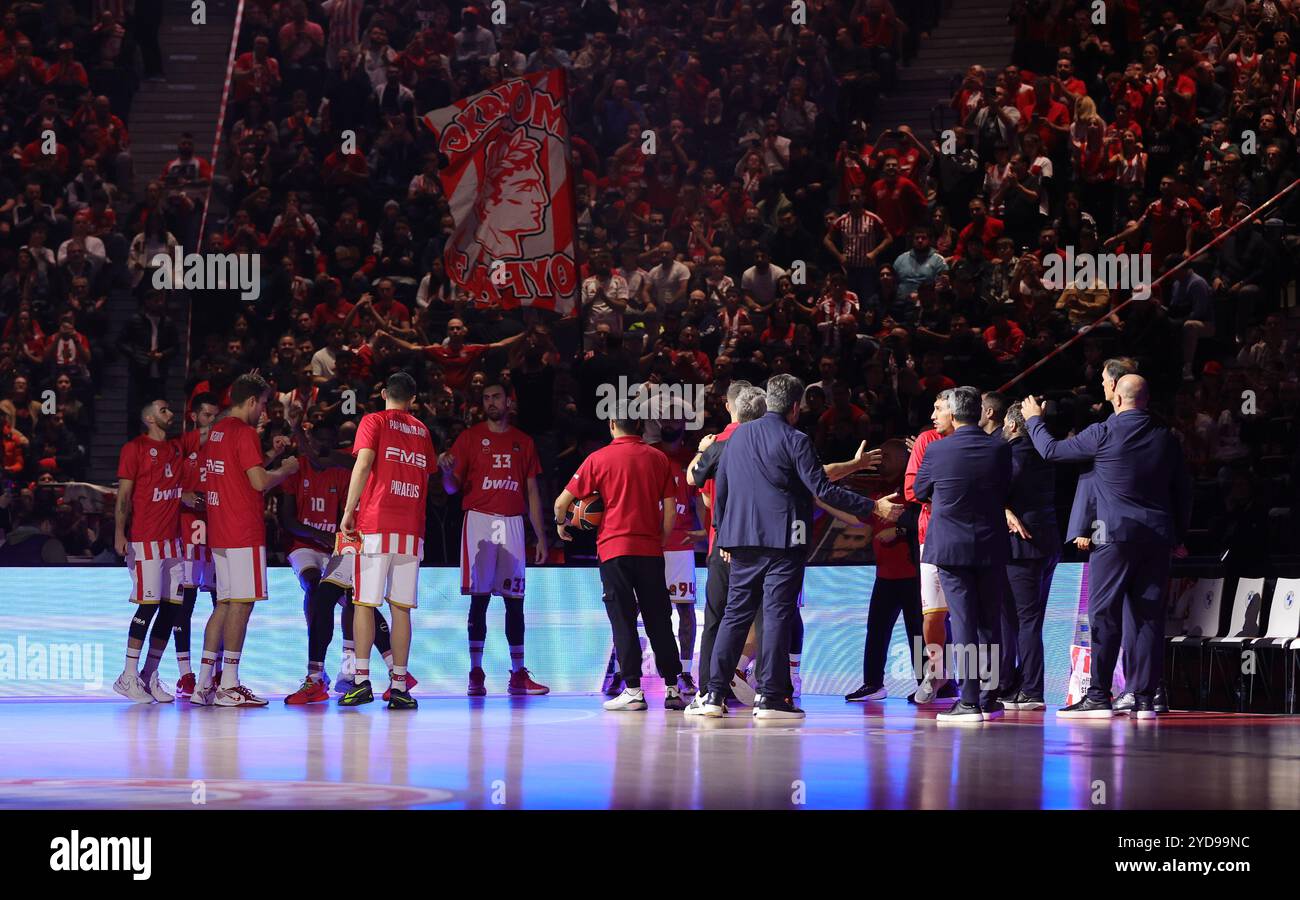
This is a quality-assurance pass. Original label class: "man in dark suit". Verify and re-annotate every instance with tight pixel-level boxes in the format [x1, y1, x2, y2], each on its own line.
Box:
[912, 386, 1013, 723]
[693, 374, 902, 720]
[998, 401, 1060, 710]
[1023, 375, 1191, 719]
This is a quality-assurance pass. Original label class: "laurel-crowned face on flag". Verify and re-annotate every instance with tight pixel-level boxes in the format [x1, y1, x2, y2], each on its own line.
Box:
[474, 127, 548, 258]
[425, 69, 577, 313]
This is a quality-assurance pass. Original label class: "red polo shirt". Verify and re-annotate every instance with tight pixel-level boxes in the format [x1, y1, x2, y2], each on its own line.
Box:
[566, 435, 675, 562]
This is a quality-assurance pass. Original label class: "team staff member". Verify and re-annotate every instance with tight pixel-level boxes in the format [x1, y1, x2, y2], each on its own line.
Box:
[554, 416, 684, 712]
[113, 399, 185, 704]
[684, 381, 757, 708]
[903, 394, 956, 704]
[912, 386, 1012, 724]
[845, 439, 922, 702]
[337, 372, 437, 710]
[192, 374, 300, 707]
[698, 375, 899, 720]
[440, 380, 550, 697]
[998, 402, 1060, 710]
[1023, 376, 1191, 719]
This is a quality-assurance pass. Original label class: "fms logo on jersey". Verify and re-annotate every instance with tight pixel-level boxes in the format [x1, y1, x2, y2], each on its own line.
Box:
[50, 831, 151, 880]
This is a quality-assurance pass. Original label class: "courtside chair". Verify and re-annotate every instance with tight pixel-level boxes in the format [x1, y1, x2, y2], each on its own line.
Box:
[1203, 578, 1265, 711]
[1166, 577, 1225, 710]
[1245, 578, 1300, 713]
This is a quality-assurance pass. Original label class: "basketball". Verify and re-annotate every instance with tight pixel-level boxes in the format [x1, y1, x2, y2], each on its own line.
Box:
[568, 492, 604, 530]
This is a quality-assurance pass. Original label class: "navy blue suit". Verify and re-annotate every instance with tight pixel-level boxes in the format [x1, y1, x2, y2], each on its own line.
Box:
[1028, 410, 1191, 700]
[711, 411, 876, 699]
[912, 426, 1012, 705]
[1003, 436, 1060, 699]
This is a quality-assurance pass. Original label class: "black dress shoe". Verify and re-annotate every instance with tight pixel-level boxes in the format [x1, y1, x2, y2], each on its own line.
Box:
[936, 700, 984, 723]
[753, 695, 805, 719]
[845, 684, 887, 702]
[1001, 691, 1046, 710]
[981, 698, 1006, 719]
[1133, 696, 1159, 720]
[1057, 696, 1115, 718]
[1154, 685, 1169, 713]
[1112, 691, 1136, 713]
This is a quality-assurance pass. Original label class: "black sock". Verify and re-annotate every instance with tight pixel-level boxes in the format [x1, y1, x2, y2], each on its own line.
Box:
[467, 594, 490, 643]
[310, 580, 346, 665]
[504, 596, 525, 647]
[149, 602, 178, 645]
[791, 611, 805, 656]
[373, 607, 392, 656]
[341, 594, 354, 643]
[173, 587, 197, 654]
[128, 604, 158, 642]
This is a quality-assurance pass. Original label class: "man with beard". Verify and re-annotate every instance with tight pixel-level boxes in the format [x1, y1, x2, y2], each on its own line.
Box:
[440, 381, 551, 696]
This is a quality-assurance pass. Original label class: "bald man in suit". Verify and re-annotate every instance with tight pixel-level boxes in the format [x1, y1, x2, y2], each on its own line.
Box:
[1022, 376, 1191, 719]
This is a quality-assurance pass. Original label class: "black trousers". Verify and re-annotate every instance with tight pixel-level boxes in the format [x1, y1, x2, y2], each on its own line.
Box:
[599, 555, 681, 688]
[708, 548, 803, 699]
[697, 546, 729, 688]
[1004, 552, 1060, 699]
[1087, 542, 1170, 701]
[863, 576, 922, 687]
[936, 564, 1002, 705]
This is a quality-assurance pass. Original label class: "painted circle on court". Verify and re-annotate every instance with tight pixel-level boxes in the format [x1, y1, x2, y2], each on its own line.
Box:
[0, 777, 455, 809]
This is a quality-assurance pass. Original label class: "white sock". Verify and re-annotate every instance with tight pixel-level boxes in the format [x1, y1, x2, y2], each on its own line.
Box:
[176, 652, 191, 676]
[680, 658, 693, 674]
[308, 662, 325, 682]
[392, 665, 407, 692]
[737, 654, 752, 674]
[219, 650, 241, 689]
[469, 640, 485, 670]
[356, 657, 371, 685]
[342, 640, 356, 654]
[382, 650, 394, 671]
[124, 647, 141, 674]
[509, 645, 525, 673]
[789, 653, 801, 672]
[197, 653, 216, 690]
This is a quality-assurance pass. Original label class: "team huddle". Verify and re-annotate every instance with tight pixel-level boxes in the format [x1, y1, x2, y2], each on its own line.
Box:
[112, 371, 551, 710]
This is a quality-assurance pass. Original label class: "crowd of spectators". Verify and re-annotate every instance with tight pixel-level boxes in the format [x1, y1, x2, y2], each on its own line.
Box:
[0, 0, 174, 561]
[4, 0, 1299, 568]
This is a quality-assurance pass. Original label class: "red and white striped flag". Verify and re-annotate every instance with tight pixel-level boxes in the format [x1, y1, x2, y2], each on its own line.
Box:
[423, 69, 577, 313]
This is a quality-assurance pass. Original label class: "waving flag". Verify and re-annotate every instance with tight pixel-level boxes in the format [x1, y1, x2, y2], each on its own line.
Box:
[423, 68, 577, 313]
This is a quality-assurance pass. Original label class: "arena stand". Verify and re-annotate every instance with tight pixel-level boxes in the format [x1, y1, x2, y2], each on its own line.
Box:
[1, 1, 1298, 598]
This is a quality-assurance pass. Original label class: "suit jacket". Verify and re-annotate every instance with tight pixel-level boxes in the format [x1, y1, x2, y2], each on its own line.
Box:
[714, 411, 875, 552]
[912, 425, 1012, 567]
[117, 311, 179, 377]
[1006, 436, 1058, 559]
[1066, 467, 1096, 541]
[1028, 410, 1191, 546]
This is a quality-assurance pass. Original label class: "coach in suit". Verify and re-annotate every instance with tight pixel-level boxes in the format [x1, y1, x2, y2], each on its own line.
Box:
[998, 401, 1060, 710]
[1023, 375, 1191, 718]
[912, 386, 1012, 723]
[693, 374, 901, 719]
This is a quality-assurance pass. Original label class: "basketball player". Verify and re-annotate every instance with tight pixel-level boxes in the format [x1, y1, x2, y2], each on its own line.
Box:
[280, 421, 414, 703]
[174, 393, 219, 700]
[191, 374, 299, 707]
[439, 380, 550, 696]
[337, 372, 436, 710]
[904, 393, 958, 704]
[112, 399, 185, 703]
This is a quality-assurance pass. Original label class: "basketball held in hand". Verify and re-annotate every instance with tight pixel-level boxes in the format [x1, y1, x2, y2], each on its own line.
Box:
[567, 492, 604, 530]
